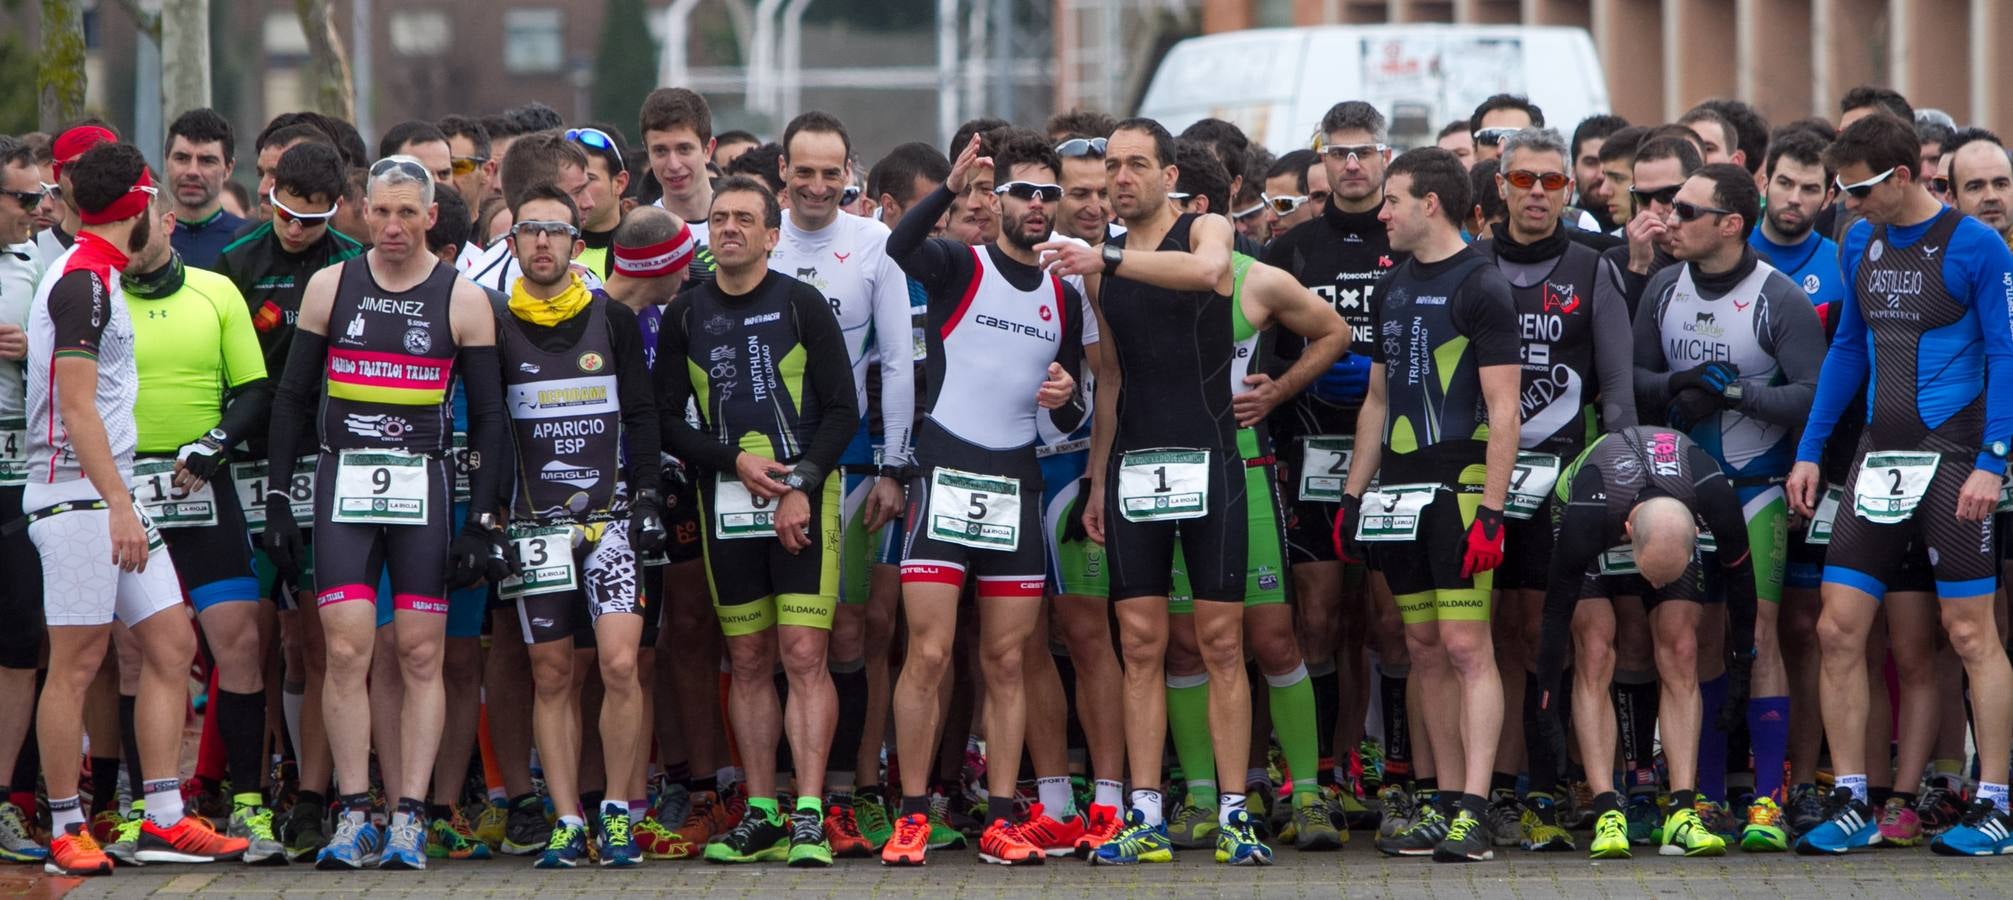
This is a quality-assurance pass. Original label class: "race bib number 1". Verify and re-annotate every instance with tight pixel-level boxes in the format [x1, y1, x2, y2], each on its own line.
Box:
[713, 474, 777, 540]
[330, 450, 430, 525]
[1852, 451, 1939, 525]
[233, 456, 316, 531]
[1117, 449, 1210, 523]
[131, 458, 218, 528]
[0, 418, 25, 486]
[499, 525, 579, 598]
[1298, 436, 1353, 503]
[926, 467, 1020, 550]
[1356, 483, 1441, 542]
[1504, 452, 1562, 521]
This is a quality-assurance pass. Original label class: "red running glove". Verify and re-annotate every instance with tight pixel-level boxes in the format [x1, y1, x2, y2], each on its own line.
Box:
[1331, 493, 1364, 564]
[1460, 505, 1506, 578]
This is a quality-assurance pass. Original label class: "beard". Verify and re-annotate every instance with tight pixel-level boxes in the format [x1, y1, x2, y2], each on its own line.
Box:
[126, 211, 152, 254]
[1766, 207, 1812, 242]
[1003, 210, 1046, 251]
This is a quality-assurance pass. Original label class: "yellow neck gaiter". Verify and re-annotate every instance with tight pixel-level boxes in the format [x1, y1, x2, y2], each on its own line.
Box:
[508, 272, 593, 327]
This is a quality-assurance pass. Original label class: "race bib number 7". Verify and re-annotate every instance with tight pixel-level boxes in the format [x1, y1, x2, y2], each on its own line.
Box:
[1852, 451, 1939, 525]
[1504, 452, 1562, 521]
[330, 450, 430, 525]
[1117, 449, 1209, 523]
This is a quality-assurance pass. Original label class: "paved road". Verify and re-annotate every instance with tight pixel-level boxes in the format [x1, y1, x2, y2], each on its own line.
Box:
[13, 845, 2011, 898]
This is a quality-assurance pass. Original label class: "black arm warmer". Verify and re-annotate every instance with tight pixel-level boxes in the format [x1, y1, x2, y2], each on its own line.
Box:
[265, 330, 328, 487]
[216, 378, 273, 450]
[457, 344, 509, 517]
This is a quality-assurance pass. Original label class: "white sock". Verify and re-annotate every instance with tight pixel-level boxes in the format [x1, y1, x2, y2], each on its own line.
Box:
[559, 814, 585, 828]
[1130, 789, 1163, 826]
[1037, 776, 1074, 817]
[49, 795, 84, 832]
[390, 809, 416, 832]
[1094, 779, 1124, 809]
[143, 780, 183, 828]
[1218, 792, 1246, 828]
[1978, 782, 2010, 811]
[1836, 773, 1869, 804]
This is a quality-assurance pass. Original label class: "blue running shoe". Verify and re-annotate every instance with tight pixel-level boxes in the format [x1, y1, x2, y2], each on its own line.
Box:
[1930, 799, 2013, 856]
[1794, 789, 1879, 855]
[535, 821, 589, 869]
[1215, 808, 1272, 866]
[377, 819, 427, 870]
[598, 807, 641, 867]
[314, 815, 383, 870]
[1090, 809, 1174, 865]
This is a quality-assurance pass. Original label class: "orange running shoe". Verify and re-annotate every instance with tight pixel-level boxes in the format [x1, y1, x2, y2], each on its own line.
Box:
[47, 822, 113, 876]
[1015, 803, 1087, 857]
[1075, 802, 1123, 857]
[880, 812, 930, 866]
[978, 819, 1043, 866]
[136, 815, 249, 863]
[826, 804, 873, 858]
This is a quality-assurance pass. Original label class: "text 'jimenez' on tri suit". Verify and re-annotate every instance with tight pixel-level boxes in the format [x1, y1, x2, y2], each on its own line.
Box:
[1098, 212, 1246, 603]
[495, 286, 661, 645]
[1796, 206, 2013, 599]
[884, 184, 1086, 597]
[654, 269, 859, 636]
[1362, 247, 1520, 624]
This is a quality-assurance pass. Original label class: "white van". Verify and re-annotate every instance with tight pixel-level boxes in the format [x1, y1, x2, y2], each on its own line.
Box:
[1136, 25, 1610, 154]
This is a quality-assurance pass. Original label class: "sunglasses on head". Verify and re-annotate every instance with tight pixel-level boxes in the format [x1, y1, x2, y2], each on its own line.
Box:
[370, 156, 433, 184]
[995, 181, 1062, 203]
[1321, 143, 1387, 164]
[1930, 176, 1951, 195]
[841, 184, 861, 207]
[1474, 127, 1523, 146]
[1503, 170, 1570, 192]
[1835, 166, 1897, 199]
[1, 186, 46, 209]
[511, 220, 580, 240]
[1671, 199, 1732, 221]
[1629, 183, 1682, 207]
[450, 156, 488, 177]
[1233, 201, 1267, 221]
[1264, 193, 1309, 215]
[1055, 137, 1107, 158]
[268, 188, 338, 225]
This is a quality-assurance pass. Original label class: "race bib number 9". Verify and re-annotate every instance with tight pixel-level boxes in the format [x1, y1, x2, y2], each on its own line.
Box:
[1117, 449, 1209, 523]
[1298, 436, 1352, 503]
[233, 456, 317, 531]
[0, 418, 25, 486]
[713, 474, 777, 540]
[131, 458, 218, 528]
[1356, 483, 1441, 542]
[1504, 452, 1562, 521]
[926, 467, 1021, 550]
[1852, 451, 1939, 525]
[500, 525, 579, 598]
[330, 450, 430, 525]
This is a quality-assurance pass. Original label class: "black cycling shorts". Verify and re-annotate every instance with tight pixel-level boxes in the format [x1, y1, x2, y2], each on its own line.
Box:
[145, 458, 260, 612]
[898, 437, 1047, 600]
[0, 486, 45, 669]
[696, 473, 842, 636]
[311, 453, 454, 614]
[662, 467, 704, 565]
[510, 520, 641, 646]
[1826, 442, 1998, 600]
[1494, 496, 1558, 593]
[1103, 449, 1247, 603]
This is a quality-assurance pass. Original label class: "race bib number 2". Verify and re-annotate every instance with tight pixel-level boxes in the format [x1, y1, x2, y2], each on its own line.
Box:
[927, 467, 1020, 550]
[330, 450, 430, 525]
[1852, 451, 1939, 525]
[1117, 449, 1209, 523]
[1298, 436, 1352, 503]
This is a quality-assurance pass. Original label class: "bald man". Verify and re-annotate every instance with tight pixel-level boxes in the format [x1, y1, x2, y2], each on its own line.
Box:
[1532, 426, 1758, 860]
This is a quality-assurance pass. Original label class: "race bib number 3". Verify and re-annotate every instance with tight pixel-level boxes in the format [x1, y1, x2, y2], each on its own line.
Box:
[1852, 451, 1939, 525]
[0, 418, 25, 486]
[927, 467, 1021, 550]
[232, 456, 316, 531]
[713, 474, 777, 540]
[1504, 452, 1562, 521]
[1356, 483, 1441, 542]
[330, 450, 430, 525]
[1298, 436, 1353, 503]
[1117, 450, 1210, 523]
[500, 525, 579, 598]
[131, 458, 218, 528]
[1806, 486, 1845, 546]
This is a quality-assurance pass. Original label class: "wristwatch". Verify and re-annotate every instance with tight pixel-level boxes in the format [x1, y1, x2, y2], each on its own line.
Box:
[203, 427, 228, 446]
[1722, 382, 1744, 404]
[1101, 242, 1123, 275]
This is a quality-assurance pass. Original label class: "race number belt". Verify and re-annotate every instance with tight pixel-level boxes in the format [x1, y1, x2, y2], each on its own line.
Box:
[1356, 483, 1442, 542]
[232, 455, 317, 531]
[1852, 451, 1939, 525]
[131, 457, 217, 528]
[926, 466, 1020, 551]
[330, 449, 430, 525]
[1117, 449, 1209, 523]
[1503, 452, 1562, 521]
[1297, 435, 1352, 503]
[499, 524, 579, 598]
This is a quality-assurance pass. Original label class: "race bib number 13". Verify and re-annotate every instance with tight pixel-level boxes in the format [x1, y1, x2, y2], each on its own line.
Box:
[500, 525, 578, 598]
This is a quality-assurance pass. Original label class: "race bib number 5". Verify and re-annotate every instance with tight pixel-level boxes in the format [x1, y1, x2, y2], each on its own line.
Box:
[1298, 436, 1352, 503]
[1356, 483, 1441, 542]
[1852, 451, 1939, 525]
[713, 474, 776, 540]
[131, 458, 218, 528]
[1117, 449, 1210, 523]
[330, 450, 430, 525]
[927, 467, 1020, 550]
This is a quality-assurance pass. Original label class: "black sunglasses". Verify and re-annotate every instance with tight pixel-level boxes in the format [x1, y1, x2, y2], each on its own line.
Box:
[1629, 184, 1682, 207]
[1930, 176, 1951, 195]
[1, 187, 45, 209]
[1672, 199, 1732, 221]
[1834, 166, 1897, 200]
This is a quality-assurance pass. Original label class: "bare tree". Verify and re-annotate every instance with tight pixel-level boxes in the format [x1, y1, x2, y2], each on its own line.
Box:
[38, 0, 88, 129]
[295, 0, 355, 120]
[161, 0, 212, 120]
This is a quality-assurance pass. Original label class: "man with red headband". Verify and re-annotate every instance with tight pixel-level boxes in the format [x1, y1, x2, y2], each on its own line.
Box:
[24, 141, 251, 876]
[33, 123, 117, 264]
